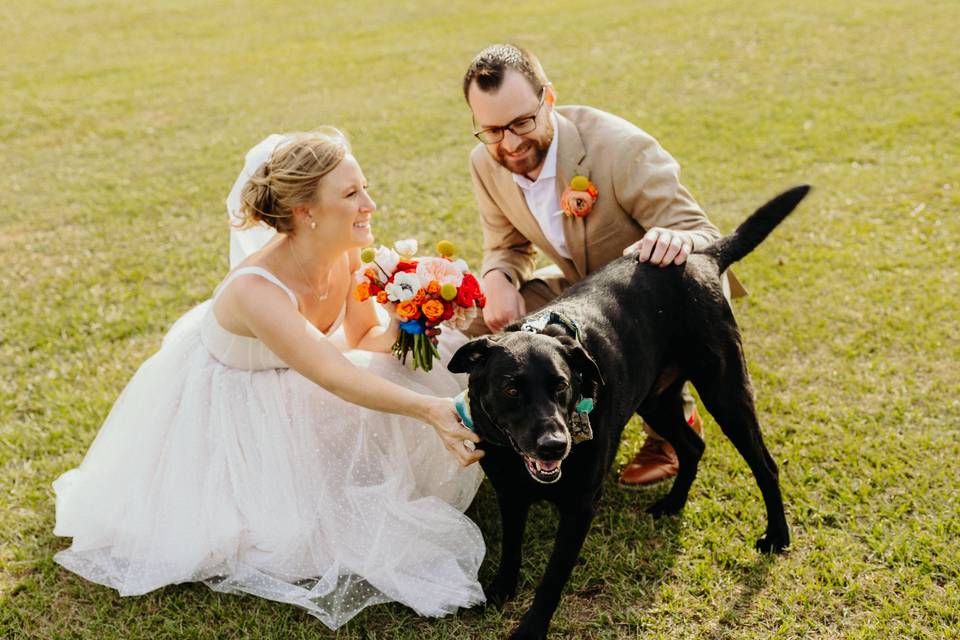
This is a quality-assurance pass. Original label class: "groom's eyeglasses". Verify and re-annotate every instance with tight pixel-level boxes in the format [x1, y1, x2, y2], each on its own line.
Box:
[473, 87, 546, 144]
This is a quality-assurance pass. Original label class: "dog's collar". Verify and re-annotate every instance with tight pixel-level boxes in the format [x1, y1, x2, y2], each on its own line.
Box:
[453, 387, 510, 447]
[520, 310, 582, 342]
[456, 388, 593, 429]
[453, 389, 474, 431]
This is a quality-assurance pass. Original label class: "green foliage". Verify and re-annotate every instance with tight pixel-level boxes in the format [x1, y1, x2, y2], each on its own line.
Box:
[2, 0, 958, 638]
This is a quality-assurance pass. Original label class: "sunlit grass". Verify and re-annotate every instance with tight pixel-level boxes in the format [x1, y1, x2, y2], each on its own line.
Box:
[2, 0, 958, 638]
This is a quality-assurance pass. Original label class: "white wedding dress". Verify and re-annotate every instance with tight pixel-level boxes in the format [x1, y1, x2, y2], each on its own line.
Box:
[52, 264, 486, 629]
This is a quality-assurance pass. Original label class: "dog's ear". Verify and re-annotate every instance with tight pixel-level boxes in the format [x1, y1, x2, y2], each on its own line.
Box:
[565, 342, 605, 399]
[448, 336, 498, 374]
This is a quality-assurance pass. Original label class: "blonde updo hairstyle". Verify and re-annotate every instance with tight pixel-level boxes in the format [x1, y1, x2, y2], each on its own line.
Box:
[237, 127, 351, 234]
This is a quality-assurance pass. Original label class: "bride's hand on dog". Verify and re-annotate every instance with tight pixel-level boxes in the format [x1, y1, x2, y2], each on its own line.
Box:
[625, 227, 693, 266]
[423, 397, 484, 466]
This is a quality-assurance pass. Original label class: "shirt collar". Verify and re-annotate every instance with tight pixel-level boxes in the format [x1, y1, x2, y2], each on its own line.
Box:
[511, 112, 559, 189]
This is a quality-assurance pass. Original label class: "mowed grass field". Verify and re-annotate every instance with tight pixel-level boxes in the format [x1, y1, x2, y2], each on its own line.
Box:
[2, 1, 958, 638]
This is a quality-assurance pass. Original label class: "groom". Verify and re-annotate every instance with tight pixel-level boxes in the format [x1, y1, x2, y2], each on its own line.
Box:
[462, 44, 745, 486]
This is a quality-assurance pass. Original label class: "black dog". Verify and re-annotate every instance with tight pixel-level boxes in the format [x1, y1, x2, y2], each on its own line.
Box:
[449, 186, 810, 640]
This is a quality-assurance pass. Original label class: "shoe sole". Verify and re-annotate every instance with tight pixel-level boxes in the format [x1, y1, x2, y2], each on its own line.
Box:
[615, 475, 677, 490]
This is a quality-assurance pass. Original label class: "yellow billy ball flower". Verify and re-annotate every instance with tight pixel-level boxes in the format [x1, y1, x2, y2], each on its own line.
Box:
[360, 247, 376, 263]
[440, 283, 458, 301]
[570, 175, 590, 191]
[436, 240, 456, 258]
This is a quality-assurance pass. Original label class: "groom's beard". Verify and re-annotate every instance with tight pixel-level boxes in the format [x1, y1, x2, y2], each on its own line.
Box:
[495, 122, 553, 177]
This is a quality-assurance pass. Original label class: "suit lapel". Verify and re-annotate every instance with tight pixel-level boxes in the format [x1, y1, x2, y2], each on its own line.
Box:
[555, 113, 589, 278]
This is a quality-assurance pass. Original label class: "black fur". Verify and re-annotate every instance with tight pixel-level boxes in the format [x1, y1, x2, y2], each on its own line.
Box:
[449, 186, 810, 640]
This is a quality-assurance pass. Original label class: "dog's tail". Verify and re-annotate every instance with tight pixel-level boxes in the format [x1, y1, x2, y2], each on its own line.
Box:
[700, 185, 811, 273]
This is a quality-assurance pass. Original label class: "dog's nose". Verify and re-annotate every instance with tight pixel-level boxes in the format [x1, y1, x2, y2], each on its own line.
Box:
[536, 432, 568, 459]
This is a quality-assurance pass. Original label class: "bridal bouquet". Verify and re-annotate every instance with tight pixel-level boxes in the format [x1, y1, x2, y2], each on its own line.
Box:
[353, 239, 486, 371]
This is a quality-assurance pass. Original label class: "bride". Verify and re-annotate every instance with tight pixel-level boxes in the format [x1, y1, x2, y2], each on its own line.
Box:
[53, 129, 487, 629]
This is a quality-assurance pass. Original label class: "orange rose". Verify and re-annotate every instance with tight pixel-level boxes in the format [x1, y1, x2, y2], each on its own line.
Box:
[376, 290, 389, 304]
[353, 282, 371, 302]
[422, 299, 444, 322]
[560, 187, 597, 218]
[396, 300, 421, 321]
[364, 267, 379, 282]
[426, 280, 441, 296]
[561, 176, 598, 218]
[412, 289, 427, 306]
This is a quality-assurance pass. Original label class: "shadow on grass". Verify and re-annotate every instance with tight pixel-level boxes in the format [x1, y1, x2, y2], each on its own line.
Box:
[3, 475, 696, 639]
[703, 553, 778, 640]
[449, 474, 691, 637]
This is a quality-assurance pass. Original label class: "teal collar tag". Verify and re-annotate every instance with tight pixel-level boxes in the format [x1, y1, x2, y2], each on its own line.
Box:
[570, 396, 595, 444]
[575, 397, 594, 414]
[454, 389, 474, 431]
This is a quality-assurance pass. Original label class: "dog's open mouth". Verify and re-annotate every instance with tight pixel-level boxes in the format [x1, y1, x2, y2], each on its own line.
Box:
[522, 455, 563, 484]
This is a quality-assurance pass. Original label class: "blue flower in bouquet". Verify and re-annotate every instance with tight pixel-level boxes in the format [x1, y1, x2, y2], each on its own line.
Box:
[399, 319, 424, 335]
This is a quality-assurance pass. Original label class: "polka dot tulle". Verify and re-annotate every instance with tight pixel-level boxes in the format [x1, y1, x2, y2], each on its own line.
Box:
[53, 299, 485, 629]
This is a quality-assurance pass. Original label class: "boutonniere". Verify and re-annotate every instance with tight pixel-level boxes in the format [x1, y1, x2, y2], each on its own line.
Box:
[560, 175, 599, 218]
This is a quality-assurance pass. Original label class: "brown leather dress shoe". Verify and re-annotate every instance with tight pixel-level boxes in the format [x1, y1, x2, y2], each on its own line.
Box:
[619, 409, 703, 487]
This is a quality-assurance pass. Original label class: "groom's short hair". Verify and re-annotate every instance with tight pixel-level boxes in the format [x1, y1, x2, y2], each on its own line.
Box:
[463, 44, 549, 103]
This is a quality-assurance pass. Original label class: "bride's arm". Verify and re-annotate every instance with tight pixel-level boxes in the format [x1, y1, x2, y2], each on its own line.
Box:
[229, 275, 482, 466]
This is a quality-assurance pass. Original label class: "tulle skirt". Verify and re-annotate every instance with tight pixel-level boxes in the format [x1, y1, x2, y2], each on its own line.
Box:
[53, 303, 486, 629]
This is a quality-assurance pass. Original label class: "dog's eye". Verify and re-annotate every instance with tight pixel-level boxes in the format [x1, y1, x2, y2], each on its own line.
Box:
[556, 380, 569, 393]
[503, 387, 519, 398]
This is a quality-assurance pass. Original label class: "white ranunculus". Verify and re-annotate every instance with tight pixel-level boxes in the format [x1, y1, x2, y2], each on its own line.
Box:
[452, 258, 469, 273]
[393, 238, 418, 259]
[385, 271, 421, 302]
[384, 281, 411, 302]
[373, 246, 400, 279]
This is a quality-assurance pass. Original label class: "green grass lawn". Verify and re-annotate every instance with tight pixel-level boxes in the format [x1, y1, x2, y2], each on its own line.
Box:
[2, 0, 958, 638]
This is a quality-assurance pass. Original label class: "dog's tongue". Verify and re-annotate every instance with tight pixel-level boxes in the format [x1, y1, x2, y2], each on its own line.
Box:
[539, 460, 560, 472]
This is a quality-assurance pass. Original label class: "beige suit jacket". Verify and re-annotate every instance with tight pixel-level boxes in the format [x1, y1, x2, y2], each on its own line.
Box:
[469, 105, 745, 297]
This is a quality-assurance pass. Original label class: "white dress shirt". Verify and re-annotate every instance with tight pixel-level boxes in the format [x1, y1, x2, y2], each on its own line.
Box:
[511, 114, 571, 260]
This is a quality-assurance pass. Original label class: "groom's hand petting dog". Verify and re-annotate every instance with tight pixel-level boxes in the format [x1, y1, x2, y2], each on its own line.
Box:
[450, 186, 811, 640]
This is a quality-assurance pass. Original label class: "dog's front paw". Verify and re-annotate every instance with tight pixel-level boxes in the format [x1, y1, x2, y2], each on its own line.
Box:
[646, 496, 684, 518]
[483, 574, 517, 607]
[506, 609, 550, 640]
[755, 531, 790, 554]
[507, 621, 548, 640]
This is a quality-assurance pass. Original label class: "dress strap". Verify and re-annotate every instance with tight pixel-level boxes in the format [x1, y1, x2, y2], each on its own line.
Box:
[215, 266, 299, 309]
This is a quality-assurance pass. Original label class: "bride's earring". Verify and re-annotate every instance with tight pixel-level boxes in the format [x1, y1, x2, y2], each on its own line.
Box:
[309, 218, 317, 230]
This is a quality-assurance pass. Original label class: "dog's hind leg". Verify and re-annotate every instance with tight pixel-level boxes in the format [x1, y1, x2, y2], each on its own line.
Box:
[485, 492, 530, 606]
[640, 381, 706, 517]
[692, 347, 790, 553]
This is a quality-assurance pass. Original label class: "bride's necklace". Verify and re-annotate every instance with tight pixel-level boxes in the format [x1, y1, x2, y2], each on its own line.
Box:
[289, 240, 333, 303]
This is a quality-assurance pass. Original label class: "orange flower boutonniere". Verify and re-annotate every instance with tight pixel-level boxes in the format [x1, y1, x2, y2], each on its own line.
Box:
[560, 175, 599, 218]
